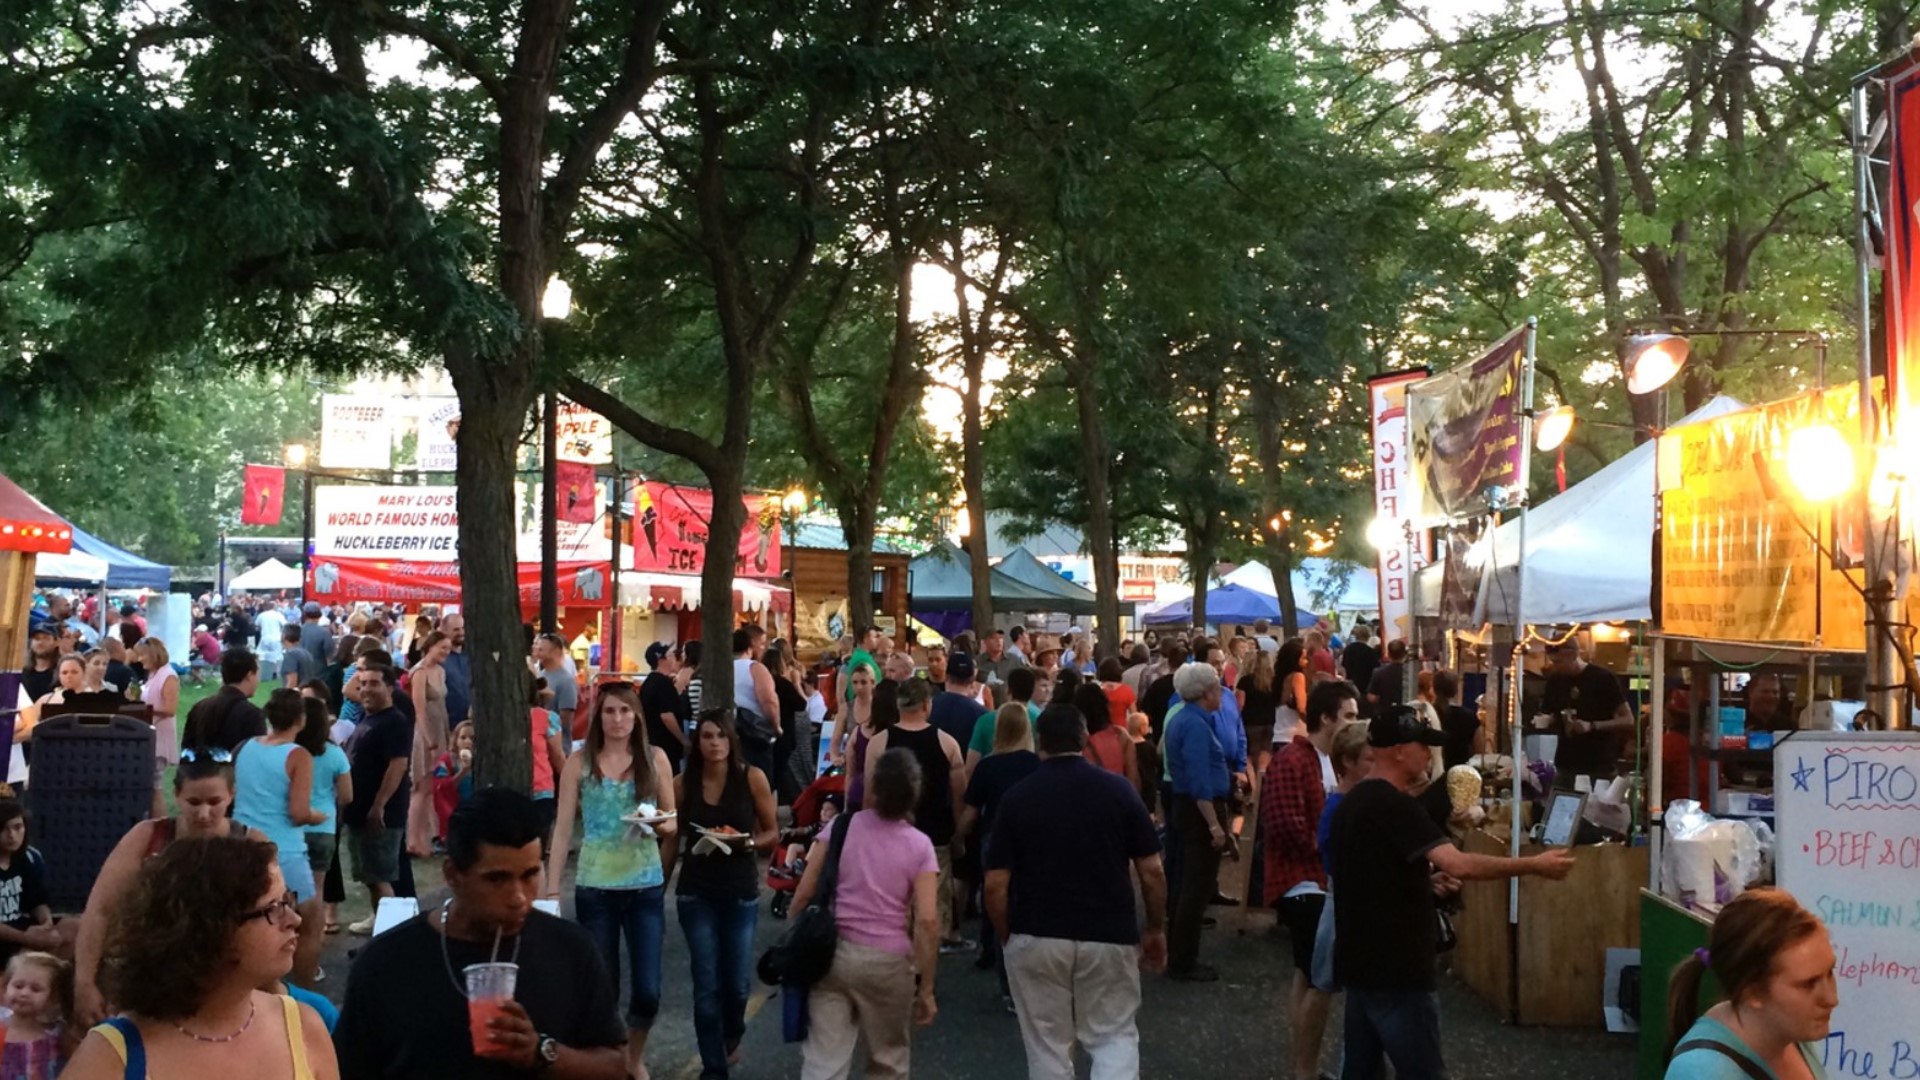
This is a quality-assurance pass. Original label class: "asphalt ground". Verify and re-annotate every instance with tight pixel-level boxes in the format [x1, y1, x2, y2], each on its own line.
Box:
[315, 851, 1635, 1079]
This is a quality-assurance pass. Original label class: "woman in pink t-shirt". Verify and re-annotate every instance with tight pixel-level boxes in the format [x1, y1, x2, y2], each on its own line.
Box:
[791, 748, 939, 1079]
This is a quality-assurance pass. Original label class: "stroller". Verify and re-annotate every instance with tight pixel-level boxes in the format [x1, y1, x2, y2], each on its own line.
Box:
[766, 769, 845, 919]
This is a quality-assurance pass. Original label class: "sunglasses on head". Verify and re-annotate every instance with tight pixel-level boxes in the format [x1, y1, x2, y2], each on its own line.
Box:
[178, 747, 234, 764]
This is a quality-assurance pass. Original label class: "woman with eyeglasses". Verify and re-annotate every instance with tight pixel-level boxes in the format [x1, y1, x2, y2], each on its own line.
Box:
[62, 837, 339, 1079]
[72, 751, 253, 1029]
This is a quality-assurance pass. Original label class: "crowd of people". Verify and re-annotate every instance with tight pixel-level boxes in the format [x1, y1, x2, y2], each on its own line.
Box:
[8, 591, 1847, 1080]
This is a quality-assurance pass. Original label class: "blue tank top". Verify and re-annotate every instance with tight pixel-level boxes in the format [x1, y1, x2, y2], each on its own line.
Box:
[233, 740, 319, 900]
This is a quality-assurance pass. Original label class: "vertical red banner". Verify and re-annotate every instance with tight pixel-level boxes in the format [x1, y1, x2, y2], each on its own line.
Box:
[555, 461, 597, 524]
[241, 464, 286, 525]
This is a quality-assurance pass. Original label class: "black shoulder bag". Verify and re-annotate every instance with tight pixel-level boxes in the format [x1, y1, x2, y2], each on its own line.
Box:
[757, 811, 853, 988]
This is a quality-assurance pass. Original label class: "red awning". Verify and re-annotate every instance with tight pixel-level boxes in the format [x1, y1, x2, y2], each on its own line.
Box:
[0, 475, 73, 555]
[306, 557, 611, 609]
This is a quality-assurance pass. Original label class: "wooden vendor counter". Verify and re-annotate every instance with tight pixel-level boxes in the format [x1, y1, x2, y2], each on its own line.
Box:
[1451, 828, 1648, 1027]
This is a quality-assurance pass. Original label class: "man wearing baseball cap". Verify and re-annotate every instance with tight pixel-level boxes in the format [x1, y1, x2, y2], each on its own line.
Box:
[1328, 705, 1574, 1079]
[639, 642, 688, 774]
[21, 624, 60, 704]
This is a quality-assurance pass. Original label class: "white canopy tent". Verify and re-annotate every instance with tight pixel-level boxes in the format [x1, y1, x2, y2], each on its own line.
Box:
[1411, 394, 1745, 626]
[226, 557, 303, 593]
[32, 549, 112, 585]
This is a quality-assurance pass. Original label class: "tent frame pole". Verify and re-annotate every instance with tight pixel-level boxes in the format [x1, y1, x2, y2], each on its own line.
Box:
[1510, 317, 1538, 924]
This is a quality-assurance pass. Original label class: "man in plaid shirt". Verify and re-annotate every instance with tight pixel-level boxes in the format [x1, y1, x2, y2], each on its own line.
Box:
[1259, 679, 1357, 1080]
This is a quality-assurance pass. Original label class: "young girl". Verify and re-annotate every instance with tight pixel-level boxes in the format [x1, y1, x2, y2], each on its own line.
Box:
[0, 802, 59, 967]
[1, 951, 72, 1078]
[431, 720, 476, 847]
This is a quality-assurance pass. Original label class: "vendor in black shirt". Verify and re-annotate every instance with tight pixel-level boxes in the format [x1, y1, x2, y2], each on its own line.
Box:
[1534, 639, 1631, 782]
[335, 788, 627, 1080]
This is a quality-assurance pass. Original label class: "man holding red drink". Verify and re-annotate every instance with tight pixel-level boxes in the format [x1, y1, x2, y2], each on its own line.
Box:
[334, 788, 626, 1079]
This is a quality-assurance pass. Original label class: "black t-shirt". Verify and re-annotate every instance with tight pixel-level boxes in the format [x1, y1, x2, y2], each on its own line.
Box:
[0, 852, 49, 967]
[1441, 704, 1478, 770]
[182, 685, 267, 754]
[19, 666, 54, 704]
[964, 749, 1040, 844]
[1342, 643, 1381, 710]
[1329, 778, 1447, 992]
[1541, 663, 1627, 780]
[929, 691, 985, 750]
[1366, 662, 1405, 708]
[1141, 675, 1177, 740]
[103, 660, 136, 695]
[334, 911, 625, 1080]
[639, 672, 686, 773]
[346, 706, 413, 828]
[986, 756, 1160, 945]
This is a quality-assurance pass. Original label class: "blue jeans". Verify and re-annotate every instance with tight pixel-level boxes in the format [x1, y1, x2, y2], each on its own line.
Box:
[575, 884, 665, 1029]
[1341, 989, 1448, 1080]
[677, 892, 759, 1077]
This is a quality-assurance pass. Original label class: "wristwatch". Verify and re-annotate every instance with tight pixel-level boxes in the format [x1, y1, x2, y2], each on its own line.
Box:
[535, 1034, 560, 1070]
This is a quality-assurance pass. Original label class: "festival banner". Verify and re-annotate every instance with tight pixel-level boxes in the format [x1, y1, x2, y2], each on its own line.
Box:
[1368, 370, 1431, 645]
[305, 556, 610, 609]
[555, 399, 613, 465]
[240, 465, 286, 526]
[1437, 518, 1489, 632]
[632, 482, 782, 580]
[1658, 384, 1867, 648]
[1886, 63, 1920, 424]
[415, 397, 461, 473]
[318, 396, 395, 471]
[555, 461, 598, 525]
[1406, 327, 1528, 524]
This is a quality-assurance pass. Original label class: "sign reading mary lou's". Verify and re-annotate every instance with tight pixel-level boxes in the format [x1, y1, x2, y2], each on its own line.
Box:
[313, 486, 461, 559]
[633, 482, 782, 579]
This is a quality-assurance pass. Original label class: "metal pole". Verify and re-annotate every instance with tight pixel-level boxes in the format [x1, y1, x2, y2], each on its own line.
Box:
[609, 460, 623, 676]
[299, 469, 313, 607]
[540, 391, 559, 636]
[1510, 317, 1538, 923]
[1647, 636, 1666, 893]
[1404, 520, 1419, 703]
[1855, 78, 1906, 729]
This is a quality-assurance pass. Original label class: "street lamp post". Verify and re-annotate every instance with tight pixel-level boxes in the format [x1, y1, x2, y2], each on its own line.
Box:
[286, 443, 312, 605]
[539, 276, 572, 636]
[781, 489, 807, 647]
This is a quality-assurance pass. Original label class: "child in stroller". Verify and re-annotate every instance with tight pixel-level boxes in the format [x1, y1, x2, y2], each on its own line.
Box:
[766, 772, 843, 919]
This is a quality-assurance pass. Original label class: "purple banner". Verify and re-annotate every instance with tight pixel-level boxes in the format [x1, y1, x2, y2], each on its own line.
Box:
[1407, 327, 1528, 523]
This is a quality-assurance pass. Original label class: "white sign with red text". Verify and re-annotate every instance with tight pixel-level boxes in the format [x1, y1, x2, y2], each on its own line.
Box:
[1369, 371, 1431, 645]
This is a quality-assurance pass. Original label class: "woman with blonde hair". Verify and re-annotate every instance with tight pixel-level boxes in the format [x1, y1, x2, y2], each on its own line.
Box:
[133, 638, 180, 819]
[1663, 888, 1837, 1079]
[958, 703, 1040, 1009]
[404, 630, 452, 857]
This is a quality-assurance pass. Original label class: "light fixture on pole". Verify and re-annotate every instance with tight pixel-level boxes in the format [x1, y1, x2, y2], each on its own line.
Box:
[1532, 405, 1577, 453]
[286, 443, 314, 604]
[284, 443, 309, 469]
[779, 488, 806, 645]
[1624, 334, 1692, 395]
[1364, 516, 1400, 551]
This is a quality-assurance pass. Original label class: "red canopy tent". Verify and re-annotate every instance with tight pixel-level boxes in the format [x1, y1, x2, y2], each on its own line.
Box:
[0, 475, 73, 556]
[1, 473, 73, 706]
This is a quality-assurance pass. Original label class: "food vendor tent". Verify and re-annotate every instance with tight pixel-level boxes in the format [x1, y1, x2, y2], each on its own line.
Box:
[33, 522, 171, 590]
[1411, 394, 1744, 626]
[993, 546, 1135, 617]
[907, 542, 1059, 614]
[1142, 583, 1329, 627]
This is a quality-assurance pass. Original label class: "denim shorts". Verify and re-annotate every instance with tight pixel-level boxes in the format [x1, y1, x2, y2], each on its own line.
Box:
[348, 824, 402, 885]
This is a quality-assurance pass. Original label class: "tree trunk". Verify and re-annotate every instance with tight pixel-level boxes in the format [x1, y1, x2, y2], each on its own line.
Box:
[699, 465, 746, 711]
[1187, 529, 1211, 632]
[962, 375, 993, 638]
[839, 496, 878, 634]
[447, 346, 535, 792]
[1265, 536, 1301, 639]
[1249, 376, 1300, 638]
[1069, 362, 1122, 659]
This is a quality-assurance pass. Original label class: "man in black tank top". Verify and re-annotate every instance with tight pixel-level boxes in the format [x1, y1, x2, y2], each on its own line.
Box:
[865, 677, 969, 949]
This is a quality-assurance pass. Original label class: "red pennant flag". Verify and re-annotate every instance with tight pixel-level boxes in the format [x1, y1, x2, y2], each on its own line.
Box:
[556, 461, 597, 524]
[241, 464, 286, 525]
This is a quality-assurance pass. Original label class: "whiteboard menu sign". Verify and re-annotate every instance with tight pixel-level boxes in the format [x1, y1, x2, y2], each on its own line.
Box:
[1773, 732, 1920, 1077]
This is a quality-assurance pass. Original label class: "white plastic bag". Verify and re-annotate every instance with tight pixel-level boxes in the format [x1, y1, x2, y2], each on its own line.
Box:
[1661, 800, 1768, 911]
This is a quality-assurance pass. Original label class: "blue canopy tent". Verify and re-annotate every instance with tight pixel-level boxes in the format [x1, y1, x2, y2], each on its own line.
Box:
[34, 523, 171, 591]
[1141, 583, 1325, 628]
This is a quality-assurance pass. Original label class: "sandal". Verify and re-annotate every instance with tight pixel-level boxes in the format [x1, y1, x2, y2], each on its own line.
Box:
[324, 921, 340, 935]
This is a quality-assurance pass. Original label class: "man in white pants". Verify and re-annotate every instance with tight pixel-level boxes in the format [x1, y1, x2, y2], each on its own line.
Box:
[985, 705, 1168, 1080]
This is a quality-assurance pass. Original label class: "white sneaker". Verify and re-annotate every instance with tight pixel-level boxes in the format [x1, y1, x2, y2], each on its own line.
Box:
[347, 915, 376, 936]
